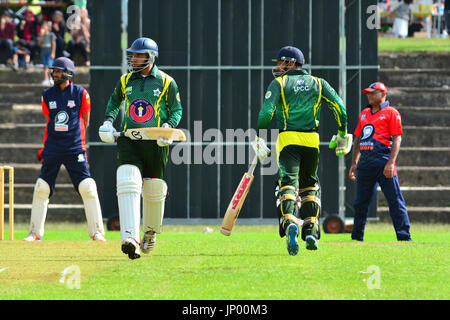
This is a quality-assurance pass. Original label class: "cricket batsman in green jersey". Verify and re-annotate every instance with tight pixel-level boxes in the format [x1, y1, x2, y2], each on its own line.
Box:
[98, 37, 183, 259]
[252, 46, 351, 256]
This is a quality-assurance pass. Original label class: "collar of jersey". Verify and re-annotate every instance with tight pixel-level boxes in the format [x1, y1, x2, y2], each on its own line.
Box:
[286, 69, 308, 76]
[367, 100, 390, 114]
[131, 64, 159, 80]
[55, 82, 73, 92]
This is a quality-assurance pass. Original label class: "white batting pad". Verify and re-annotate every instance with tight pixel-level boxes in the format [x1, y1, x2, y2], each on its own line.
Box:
[142, 178, 168, 234]
[29, 178, 50, 238]
[116, 165, 142, 242]
[78, 178, 105, 238]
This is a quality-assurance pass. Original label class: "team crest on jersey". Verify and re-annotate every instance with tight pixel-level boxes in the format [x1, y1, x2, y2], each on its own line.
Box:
[129, 98, 154, 124]
[55, 111, 69, 131]
[67, 100, 76, 108]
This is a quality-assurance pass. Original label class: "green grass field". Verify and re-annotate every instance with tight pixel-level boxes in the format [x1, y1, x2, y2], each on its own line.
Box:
[378, 37, 450, 52]
[0, 223, 449, 301]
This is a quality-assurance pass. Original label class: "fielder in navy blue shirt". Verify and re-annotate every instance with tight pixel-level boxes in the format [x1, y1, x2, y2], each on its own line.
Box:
[24, 57, 106, 242]
[349, 82, 412, 242]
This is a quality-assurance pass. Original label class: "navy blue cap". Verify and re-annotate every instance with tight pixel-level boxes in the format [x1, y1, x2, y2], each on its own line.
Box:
[272, 46, 305, 65]
[50, 57, 75, 74]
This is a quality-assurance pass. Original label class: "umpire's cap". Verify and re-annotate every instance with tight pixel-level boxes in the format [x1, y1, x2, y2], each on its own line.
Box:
[272, 46, 305, 65]
[362, 82, 388, 94]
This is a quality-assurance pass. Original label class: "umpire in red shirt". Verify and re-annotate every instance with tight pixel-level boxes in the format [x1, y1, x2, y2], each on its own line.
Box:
[349, 82, 412, 241]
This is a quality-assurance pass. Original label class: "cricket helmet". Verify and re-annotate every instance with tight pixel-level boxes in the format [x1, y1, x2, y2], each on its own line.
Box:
[50, 57, 75, 83]
[127, 37, 159, 73]
[272, 46, 305, 78]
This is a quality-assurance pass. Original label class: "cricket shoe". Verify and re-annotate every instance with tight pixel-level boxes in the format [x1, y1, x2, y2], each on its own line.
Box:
[140, 231, 156, 254]
[305, 235, 319, 250]
[23, 231, 42, 242]
[121, 237, 141, 260]
[286, 223, 299, 256]
[92, 232, 106, 242]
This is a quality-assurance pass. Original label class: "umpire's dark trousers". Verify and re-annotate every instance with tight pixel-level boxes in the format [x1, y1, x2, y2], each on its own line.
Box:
[352, 165, 411, 241]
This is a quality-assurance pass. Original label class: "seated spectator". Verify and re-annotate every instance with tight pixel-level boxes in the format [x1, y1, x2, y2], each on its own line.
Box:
[17, 10, 41, 63]
[51, 10, 68, 58]
[38, 21, 56, 86]
[12, 39, 31, 71]
[0, 10, 15, 65]
[67, 8, 90, 66]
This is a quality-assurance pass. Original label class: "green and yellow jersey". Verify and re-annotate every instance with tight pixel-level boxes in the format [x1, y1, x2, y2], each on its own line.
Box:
[257, 69, 347, 156]
[104, 65, 183, 131]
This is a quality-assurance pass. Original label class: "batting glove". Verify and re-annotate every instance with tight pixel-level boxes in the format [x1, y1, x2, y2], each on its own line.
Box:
[251, 136, 271, 163]
[329, 129, 352, 156]
[157, 123, 173, 147]
[98, 120, 116, 143]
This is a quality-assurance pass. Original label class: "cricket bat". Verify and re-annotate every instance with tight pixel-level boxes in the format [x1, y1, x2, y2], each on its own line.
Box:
[113, 127, 186, 141]
[221, 155, 258, 236]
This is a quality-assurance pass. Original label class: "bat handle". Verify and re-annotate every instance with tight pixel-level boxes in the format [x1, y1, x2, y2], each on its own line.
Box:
[248, 155, 258, 175]
[112, 132, 124, 139]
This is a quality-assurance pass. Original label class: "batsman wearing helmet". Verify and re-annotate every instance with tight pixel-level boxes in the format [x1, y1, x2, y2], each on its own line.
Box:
[252, 46, 350, 255]
[99, 37, 183, 259]
[24, 57, 106, 242]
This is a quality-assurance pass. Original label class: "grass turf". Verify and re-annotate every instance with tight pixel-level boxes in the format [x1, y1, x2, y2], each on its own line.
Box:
[378, 37, 450, 52]
[0, 223, 449, 300]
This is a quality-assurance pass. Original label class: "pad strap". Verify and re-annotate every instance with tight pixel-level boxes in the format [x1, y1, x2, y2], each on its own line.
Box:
[301, 195, 321, 207]
[281, 214, 302, 229]
[298, 185, 319, 195]
[303, 216, 318, 226]
[279, 185, 297, 193]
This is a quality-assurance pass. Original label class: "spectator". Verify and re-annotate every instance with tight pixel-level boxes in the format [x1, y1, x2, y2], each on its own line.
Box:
[51, 10, 68, 58]
[392, 0, 413, 38]
[0, 10, 15, 65]
[67, 8, 90, 66]
[17, 10, 40, 63]
[445, 0, 450, 38]
[38, 21, 56, 86]
[12, 39, 31, 71]
[41, 0, 66, 22]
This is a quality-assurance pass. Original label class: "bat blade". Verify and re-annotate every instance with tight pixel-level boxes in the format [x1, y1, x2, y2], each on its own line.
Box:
[115, 127, 187, 141]
[220, 172, 255, 236]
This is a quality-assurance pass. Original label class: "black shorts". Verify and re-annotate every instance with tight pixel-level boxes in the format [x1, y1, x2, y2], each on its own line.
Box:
[116, 137, 169, 179]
